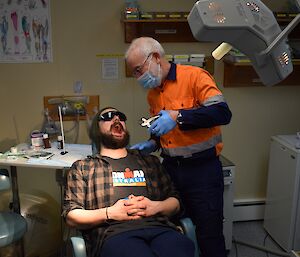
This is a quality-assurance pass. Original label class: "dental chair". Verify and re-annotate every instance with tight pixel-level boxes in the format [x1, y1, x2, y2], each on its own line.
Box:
[73, 144, 200, 256]
[0, 169, 27, 256]
[69, 217, 199, 257]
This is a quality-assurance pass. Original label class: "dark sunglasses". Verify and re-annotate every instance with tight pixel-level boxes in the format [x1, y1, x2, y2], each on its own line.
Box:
[98, 111, 127, 122]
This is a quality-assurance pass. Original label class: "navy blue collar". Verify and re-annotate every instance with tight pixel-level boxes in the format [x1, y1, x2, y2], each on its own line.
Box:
[166, 62, 176, 81]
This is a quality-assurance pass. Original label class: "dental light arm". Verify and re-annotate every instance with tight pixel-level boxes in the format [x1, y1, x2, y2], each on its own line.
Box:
[188, 0, 300, 86]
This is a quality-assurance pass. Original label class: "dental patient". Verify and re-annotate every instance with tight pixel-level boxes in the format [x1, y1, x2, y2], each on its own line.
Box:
[63, 107, 195, 257]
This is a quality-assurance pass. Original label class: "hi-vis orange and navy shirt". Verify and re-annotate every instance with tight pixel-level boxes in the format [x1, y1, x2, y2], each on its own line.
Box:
[147, 63, 232, 158]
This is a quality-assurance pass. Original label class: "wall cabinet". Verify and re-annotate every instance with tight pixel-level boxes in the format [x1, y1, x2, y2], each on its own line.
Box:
[222, 13, 300, 87]
[223, 59, 300, 87]
[122, 13, 300, 43]
[275, 13, 300, 41]
[122, 14, 300, 86]
[122, 19, 196, 43]
[122, 18, 214, 76]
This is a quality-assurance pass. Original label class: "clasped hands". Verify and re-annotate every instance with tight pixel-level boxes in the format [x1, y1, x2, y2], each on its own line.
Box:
[109, 194, 159, 221]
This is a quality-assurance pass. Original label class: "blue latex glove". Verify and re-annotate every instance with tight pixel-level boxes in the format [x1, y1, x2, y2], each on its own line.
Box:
[130, 140, 157, 155]
[148, 110, 176, 137]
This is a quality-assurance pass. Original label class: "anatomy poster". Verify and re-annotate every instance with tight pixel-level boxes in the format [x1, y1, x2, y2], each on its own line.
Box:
[0, 0, 52, 63]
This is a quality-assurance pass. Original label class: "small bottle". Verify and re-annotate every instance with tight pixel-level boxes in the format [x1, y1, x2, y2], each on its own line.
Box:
[31, 130, 43, 150]
[43, 133, 51, 149]
[57, 135, 64, 150]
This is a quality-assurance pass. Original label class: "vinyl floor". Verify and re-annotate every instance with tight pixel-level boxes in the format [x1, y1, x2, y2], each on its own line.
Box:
[227, 220, 290, 257]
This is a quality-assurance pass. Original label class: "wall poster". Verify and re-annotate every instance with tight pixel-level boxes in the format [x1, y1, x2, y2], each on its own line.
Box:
[0, 0, 52, 63]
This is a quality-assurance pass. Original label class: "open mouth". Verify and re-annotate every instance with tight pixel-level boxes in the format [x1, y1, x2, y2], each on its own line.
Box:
[111, 122, 124, 137]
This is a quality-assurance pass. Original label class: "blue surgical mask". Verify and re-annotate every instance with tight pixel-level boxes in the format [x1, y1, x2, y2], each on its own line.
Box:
[137, 61, 162, 89]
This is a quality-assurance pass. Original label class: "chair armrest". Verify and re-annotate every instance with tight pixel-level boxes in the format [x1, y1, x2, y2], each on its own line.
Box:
[70, 236, 87, 257]
[179, 217, 200, 257]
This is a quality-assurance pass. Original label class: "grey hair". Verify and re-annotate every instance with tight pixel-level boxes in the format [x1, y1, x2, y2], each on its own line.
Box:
[125, 37, 165, 60]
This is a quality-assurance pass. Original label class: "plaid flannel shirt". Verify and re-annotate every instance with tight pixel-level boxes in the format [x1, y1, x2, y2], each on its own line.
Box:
[62, 149, 180, 257]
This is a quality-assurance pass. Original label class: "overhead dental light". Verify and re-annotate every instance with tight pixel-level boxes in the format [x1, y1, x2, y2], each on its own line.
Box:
[188, 0, 300, 86]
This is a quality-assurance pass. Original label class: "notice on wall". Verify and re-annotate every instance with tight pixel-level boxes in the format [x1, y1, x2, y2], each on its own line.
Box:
[102, 58, 119, 80]
[0, 0, 52, 63]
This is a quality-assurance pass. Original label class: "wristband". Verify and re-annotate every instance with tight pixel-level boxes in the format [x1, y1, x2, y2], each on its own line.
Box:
[106, 207, 109, 220]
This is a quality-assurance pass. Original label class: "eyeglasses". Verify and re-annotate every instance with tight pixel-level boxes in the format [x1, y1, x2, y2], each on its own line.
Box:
[98, 111, 127, 122]
[132, 53, 153, 77]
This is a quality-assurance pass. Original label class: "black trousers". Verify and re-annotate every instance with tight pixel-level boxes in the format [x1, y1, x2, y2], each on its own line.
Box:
[100, 227, 195, 257]
[163, 154, 226, 257]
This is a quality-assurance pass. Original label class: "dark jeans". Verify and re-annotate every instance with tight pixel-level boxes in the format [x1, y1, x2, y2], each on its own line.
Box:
[163, 155, 226, 257]
[100, 227, 195, 257]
